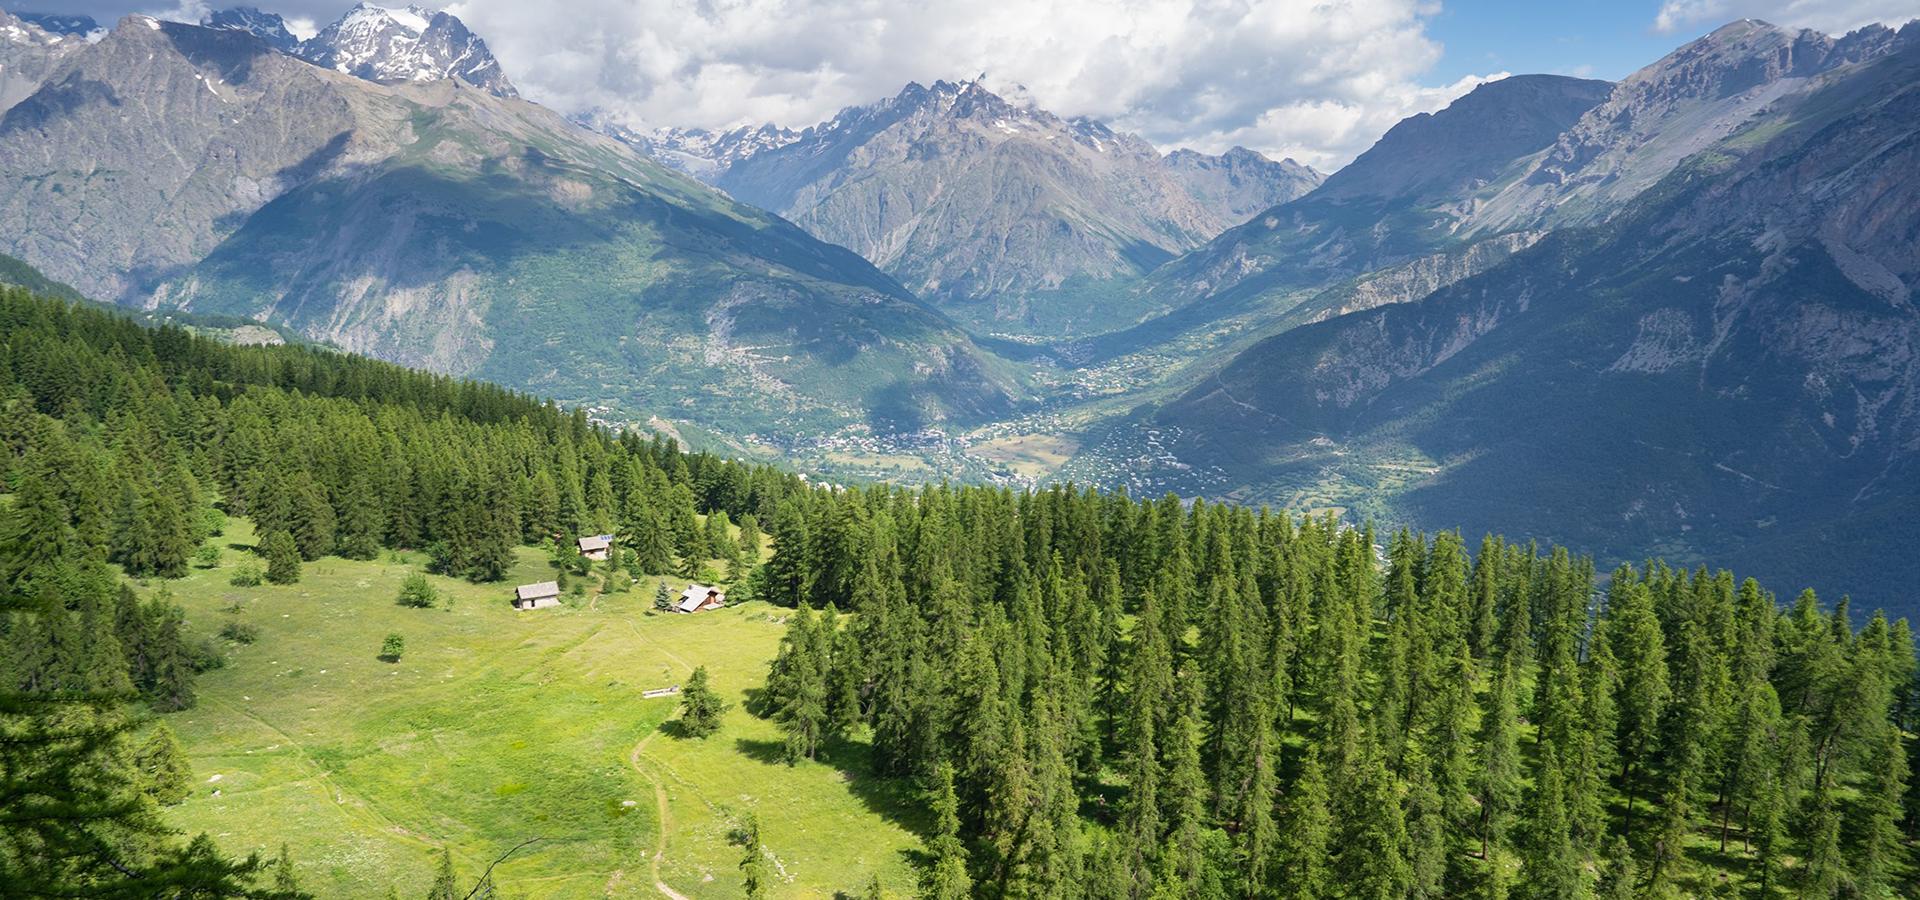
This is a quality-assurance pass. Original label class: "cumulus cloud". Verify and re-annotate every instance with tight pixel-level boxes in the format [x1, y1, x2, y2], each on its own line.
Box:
[66, 0, 1508, 170]
[1652, 0, 1919, 34]
[440, 0, 1501, 171]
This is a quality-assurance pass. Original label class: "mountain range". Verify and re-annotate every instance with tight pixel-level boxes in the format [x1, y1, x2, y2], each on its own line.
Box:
[594, 80, 1323, 334]
[0, 10, 1018, 439]
[0, 3, 1915, 610]
[1065, 19, 1920, 606]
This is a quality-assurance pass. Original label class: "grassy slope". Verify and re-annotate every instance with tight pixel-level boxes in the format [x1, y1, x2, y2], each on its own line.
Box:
[157, 519, 922, 898]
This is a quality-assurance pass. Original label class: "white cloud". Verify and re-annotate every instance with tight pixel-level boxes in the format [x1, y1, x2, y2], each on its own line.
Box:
[1653, 0, 1919, 34]
[441, 0, 1502, 171]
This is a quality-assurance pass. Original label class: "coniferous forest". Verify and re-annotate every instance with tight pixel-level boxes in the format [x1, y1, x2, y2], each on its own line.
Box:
[3, 284, 1916, 898]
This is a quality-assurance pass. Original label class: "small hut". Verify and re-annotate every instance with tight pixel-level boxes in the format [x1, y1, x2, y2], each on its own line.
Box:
[513, 581, 561, 610]
[577, 534, 614, 561]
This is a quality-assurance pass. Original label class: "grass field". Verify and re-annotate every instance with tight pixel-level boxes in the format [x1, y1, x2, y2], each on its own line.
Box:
[154, 519, 924, 898]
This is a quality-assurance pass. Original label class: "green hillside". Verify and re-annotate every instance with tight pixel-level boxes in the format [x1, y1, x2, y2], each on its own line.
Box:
[157, 520, 922, 898]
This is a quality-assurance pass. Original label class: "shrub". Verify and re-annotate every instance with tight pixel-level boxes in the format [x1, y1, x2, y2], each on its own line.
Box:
[219, 621, 259, 644]
[395, 572, 439, 608]
[379, 633, 405, 663]
[229, 565, 263, 587]
[193, 545, 222, 569]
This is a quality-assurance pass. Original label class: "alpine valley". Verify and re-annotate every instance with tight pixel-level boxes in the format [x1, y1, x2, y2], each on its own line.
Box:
[11, 5, 1920, 900]
[2, 4, 1917, 615]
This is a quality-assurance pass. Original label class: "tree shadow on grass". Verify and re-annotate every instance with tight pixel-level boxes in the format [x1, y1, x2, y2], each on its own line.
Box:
[732, 734, 936, 838]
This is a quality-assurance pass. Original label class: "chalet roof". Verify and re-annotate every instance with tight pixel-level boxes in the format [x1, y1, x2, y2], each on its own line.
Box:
[677, 584, 723, 612]
[578, 534, 613, 552]
[516, 581, 560, 601]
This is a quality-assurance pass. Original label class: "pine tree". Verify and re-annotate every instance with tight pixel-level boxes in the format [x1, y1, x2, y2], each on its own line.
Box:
[772, 605, 828, 762]
[1277, 747, 1332, 900]
[1162, 675, 1210, 893]
[679, 666, 728, 738]
[1611, 577, 1668, 843]
[272, 843, 299, 894]
[923, 763, 972, 900]
[1853, 723, 1909, 898]
[1337, 752, 1414, 900]
[1519, 745, 1579, 900]
[428, 848, 458, 900]
[1477, 660, 1522, 862]
[261, 530, 301, 585]
[136, 722, 193, 805]
[1800, 775, 1845, 898]
[741, 811, 769, 899]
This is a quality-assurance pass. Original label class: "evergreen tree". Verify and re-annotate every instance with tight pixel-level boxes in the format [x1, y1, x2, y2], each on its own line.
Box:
[1519, 745, 1579, 900]
[923, 763, 972, 900]
[272, 843, 299, 894]
[261, 530, 301, 585]
[136, 722, 193, 805]
[679, 666, 728, 738]
[1854, 723, 1909, 898]
[1277, 748, 1332, 900]
[741, 812, 769, 899]
[428, 848, 458, 900]
[1611, 577, 1669, 842]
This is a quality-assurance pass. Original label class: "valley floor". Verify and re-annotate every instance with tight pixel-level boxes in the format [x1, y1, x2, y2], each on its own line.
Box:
[157, 521, 924, 898]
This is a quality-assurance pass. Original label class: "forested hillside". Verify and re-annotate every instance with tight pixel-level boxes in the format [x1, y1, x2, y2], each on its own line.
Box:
[0, 286, 805, 894]
[748, 471, 1917, 898]
[4, 284, 1915, 897]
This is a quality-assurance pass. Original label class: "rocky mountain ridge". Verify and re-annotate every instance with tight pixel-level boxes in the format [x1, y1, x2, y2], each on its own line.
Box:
[707, 79, 1323, 332]
[0, 15, 1018, 438]
[292, 3, 517, 98]
[1075, 19, 1920, 609]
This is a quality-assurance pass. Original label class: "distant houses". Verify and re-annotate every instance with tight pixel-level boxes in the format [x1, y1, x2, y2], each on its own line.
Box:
[577, 534, 614, 561]
[513, 581, 561, 610]
[675, 584, 725, 613]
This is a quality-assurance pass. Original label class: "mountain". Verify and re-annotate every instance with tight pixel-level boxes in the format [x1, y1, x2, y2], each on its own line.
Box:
[580, 115, 804, 181]
[0, 16, 1020, 438]
[0, 11, 87, 112]
[1072, 74, 1614, 370]
[294, 3, 518, 99]
[1463, 19, 1908, 234]
[202, 6, 300, 53]
[712, 80, 1322, 333]
[14, 12, 103, 38]
[1080, 20, 1920, 609]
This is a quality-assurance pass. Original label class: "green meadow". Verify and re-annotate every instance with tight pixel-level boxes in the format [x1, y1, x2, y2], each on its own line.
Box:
[153, 519, 924, 898]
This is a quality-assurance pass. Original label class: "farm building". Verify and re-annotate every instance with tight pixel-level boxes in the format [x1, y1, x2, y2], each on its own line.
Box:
[577, 534, 614, 561]
[675, 584, 725, 613]
[513, 581, 561, 610]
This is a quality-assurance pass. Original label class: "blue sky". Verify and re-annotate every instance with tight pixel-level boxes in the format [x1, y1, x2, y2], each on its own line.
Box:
[1429, 1, 1697, 81]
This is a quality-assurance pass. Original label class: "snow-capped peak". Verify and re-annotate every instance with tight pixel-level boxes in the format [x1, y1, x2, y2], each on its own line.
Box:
[295, 2, 516, 98]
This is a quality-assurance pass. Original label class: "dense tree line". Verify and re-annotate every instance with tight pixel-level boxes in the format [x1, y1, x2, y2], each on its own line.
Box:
[0, 288, 803, 895]
[5, 284, 1914, 897]
[753, 482, 1918, 898]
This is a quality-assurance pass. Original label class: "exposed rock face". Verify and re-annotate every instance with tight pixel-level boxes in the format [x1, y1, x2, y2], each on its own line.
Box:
[1464, 20, 1908, 233]
[1071, 74, 1612, 367]
[0, 11, 86, 113]
[711, 80, 1321, 330]
[0, 16, 1019, 436]
[1130, 21, 1920, 610]
[202, 6, 299, 53]
[295, 3, 517, 98]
